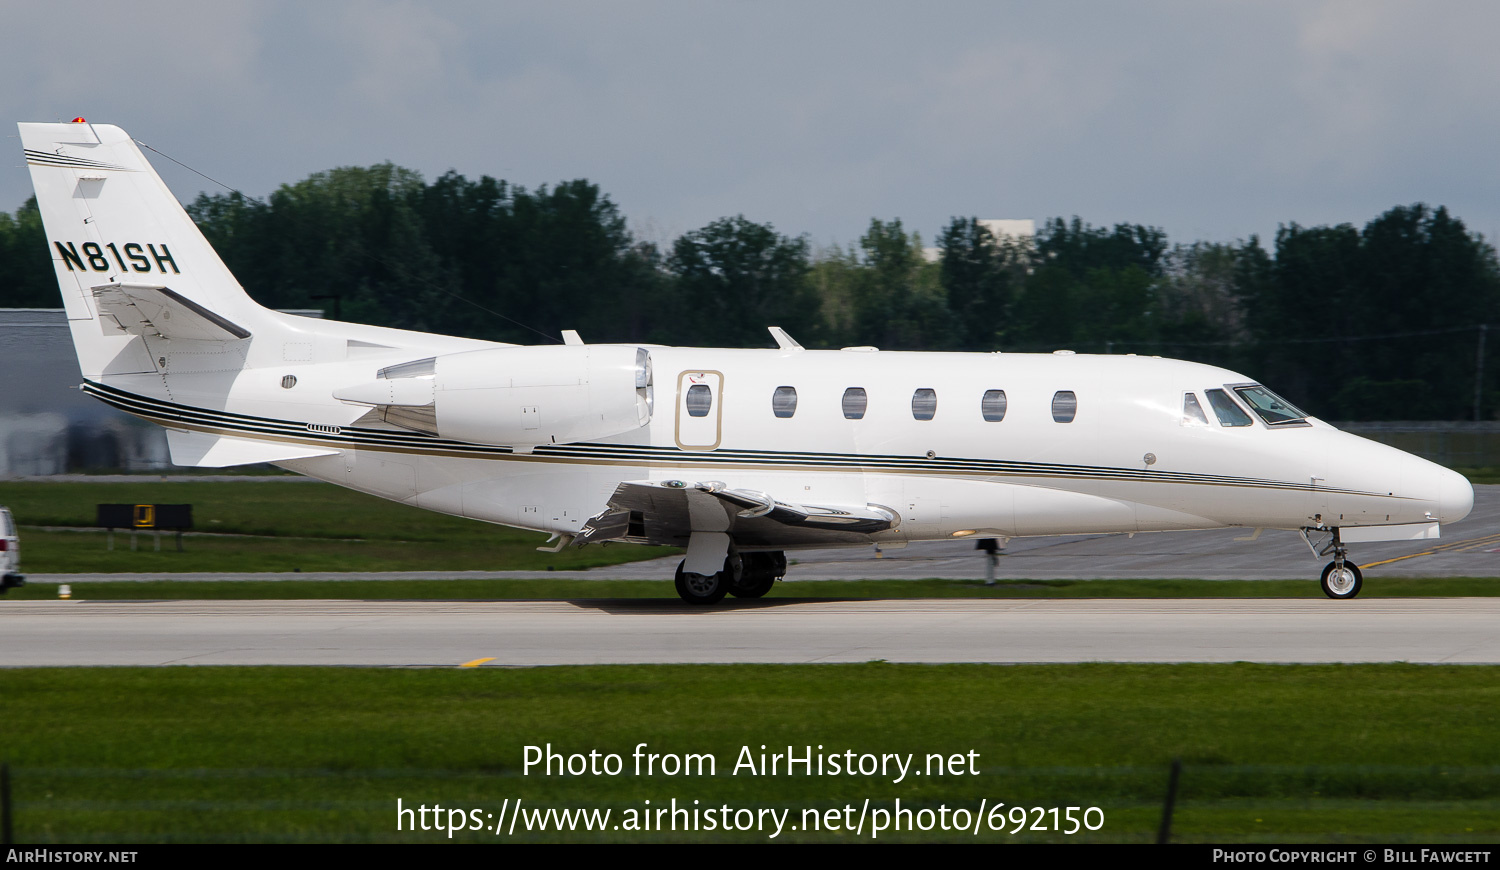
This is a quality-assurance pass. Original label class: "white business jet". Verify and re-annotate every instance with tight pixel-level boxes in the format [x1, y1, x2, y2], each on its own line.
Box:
[18, 120, 1474, 602]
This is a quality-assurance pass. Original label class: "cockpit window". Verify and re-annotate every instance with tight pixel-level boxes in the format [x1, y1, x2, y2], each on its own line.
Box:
[1205, 389, 1253, 427]
[1233, 385, 1308, 426]
[1182, 392, 1208, 426]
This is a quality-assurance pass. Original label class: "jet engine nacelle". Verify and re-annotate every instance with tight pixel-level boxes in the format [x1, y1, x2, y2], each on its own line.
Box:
[335, 345, 653, 447]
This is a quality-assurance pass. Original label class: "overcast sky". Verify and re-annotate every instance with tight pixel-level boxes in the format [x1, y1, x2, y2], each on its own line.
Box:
[6, 1, 1500, 249]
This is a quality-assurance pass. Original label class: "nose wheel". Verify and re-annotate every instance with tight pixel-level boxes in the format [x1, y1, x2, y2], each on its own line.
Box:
[1320, 560, 1363, 599]
[1303, 527, 1365, 599]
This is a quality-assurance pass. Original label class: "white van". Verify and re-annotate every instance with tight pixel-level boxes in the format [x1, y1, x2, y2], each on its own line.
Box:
[1, 507, 24, 592]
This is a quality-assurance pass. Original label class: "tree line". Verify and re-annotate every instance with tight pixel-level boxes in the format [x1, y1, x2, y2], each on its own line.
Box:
[1, 164, 1497, 420]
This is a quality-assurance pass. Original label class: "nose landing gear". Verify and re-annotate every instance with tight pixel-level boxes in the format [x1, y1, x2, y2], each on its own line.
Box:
[1304, 527, 1363, 599]
[1320, 559, 1363, 599]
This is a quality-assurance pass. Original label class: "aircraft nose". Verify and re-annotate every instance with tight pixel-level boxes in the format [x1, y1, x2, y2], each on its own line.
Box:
[1440, 467, 1474, 525]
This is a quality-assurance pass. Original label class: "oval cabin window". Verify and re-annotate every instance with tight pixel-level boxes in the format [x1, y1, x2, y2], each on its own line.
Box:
[685, 383, 713, 418]
[1052, 390, 1077, 423]
[772, 386, 798, 418]
[842, 387, 867, 420]
[981, 389, 1007, 422]
[912, 388, 937, 421]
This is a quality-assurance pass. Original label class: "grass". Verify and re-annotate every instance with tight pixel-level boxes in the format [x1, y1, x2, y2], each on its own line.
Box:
[0, 481, 675, 572]
[2, 664, 1496, 843]
[1453, 466, 1500, 484]
[7, 576, 1500, 600]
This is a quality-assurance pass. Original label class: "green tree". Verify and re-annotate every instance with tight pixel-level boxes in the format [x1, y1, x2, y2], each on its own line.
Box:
[937, 217, 1024, 351]
[666, 215, 819, 348]
[1008, 217, 1169, 352]
[851, 218, 953, 350]
[0, 198, 57, 307]
[808, 243, 863, 347]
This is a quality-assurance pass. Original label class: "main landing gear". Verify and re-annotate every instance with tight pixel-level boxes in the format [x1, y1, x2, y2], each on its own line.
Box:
[1307, 527, 1363, 599]
[674, 551, 786, 605]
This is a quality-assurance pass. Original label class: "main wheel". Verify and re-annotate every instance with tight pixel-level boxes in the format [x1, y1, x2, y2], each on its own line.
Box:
[730, 574, 776, 599]
[730, 552, 785, 599]
[675, 560, 727, 604]
[1320, 561, 1363, 599]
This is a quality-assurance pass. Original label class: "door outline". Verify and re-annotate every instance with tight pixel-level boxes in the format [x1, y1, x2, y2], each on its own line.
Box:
[675, 370, 724, 451]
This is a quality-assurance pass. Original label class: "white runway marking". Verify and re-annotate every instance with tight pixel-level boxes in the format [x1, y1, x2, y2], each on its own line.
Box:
[2, 598, 1497, 666]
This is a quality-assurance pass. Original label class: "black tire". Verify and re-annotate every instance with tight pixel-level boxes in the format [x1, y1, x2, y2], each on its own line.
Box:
[1320, 561, 1363, 599]
[730, 552, 784, 599]
[730, 574, 776, 599]
[675, 560, 727, 604]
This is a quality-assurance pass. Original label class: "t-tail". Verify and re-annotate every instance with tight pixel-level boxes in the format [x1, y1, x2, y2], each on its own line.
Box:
[18, 120, 494, 468]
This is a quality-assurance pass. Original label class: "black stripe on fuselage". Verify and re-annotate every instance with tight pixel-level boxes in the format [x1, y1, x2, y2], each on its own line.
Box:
[81, 380, 1386, 497]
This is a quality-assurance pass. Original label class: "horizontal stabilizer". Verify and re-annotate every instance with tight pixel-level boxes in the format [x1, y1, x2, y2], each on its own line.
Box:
[93, 283, 251, 342]
[166, 430, 338, 468]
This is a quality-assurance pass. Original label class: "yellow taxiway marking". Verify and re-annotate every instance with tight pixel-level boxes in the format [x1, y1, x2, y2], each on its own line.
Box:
[459, 657, 496, 668]
[1361, 530, 1500, 568]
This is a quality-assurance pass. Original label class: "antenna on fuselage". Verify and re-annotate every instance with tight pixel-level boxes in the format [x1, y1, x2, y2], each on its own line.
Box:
[768, 326, 803, 351]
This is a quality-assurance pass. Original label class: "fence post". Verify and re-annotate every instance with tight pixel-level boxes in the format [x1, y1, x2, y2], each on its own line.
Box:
[1156, 757, 1181, 845]
[2, 761, 12, 846]
[1476, 323, 1488, 423]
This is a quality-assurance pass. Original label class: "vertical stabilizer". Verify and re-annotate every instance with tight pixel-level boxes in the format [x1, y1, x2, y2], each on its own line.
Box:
[18, 121, 275, 380]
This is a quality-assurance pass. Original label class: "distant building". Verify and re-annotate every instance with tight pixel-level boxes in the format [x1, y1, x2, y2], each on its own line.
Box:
[0, 308, 322, 476]
[922, 218, 1035, 263]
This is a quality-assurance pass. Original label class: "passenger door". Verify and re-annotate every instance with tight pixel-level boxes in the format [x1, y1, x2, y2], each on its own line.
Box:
[675, 371, 723, 451]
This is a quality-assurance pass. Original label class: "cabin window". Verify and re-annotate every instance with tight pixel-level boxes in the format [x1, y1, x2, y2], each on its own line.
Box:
[1205, 389, 1253, 427]
[842, 387, 868, 420]
[685, 384, 713, 417]
[981, 389, 1007, 422]
[1051, 390, 1077, 423]
[1182, 392, 1209, 426]
[912, 388, 938, 421]
[1234, 385, 1308, 426]
[772, 386, 798, 418]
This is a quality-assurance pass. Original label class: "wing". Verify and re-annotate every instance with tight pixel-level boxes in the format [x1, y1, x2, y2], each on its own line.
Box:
[575, 479, 899, 548]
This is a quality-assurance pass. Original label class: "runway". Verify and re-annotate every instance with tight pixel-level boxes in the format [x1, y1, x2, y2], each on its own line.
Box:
[3, 598, 1497, 666]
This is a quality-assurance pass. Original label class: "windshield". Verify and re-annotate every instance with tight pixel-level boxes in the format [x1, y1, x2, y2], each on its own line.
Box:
[1205, 389, 1253, 427]
[1233, 385, 1308, 426]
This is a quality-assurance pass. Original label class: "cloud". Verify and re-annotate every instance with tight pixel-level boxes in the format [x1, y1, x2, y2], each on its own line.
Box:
[6, 1, 1500, 247]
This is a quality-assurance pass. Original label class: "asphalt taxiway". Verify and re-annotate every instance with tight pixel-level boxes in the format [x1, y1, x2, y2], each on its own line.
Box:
[28, 485, 1500, 584]
[3, 598, 1496, 666]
